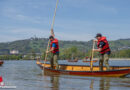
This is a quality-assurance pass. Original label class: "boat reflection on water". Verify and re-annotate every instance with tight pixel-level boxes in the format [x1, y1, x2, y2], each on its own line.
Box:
[50, 76, 59, 90]
[43, 69, 111, 90]
[90, 78, 110, 90]
[99, 78, 110, 90]
[90, 80, 94, 90]
[44, 70, 59, 90]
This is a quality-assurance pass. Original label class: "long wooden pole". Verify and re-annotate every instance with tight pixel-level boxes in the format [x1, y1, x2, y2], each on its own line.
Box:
[90, 40, 95, 71]
[44, 0, 59, 66]
[44, 39, 50, 61]
[51, 0, 59, 31]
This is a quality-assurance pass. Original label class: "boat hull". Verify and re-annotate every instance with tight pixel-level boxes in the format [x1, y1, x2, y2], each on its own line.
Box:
[36, 61, 130, 77]
[0, 61, 4, 66]
[44, 67, 130, 77]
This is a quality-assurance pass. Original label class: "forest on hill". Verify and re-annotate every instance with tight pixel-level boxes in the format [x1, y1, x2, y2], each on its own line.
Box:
[0, 37, 130, 60]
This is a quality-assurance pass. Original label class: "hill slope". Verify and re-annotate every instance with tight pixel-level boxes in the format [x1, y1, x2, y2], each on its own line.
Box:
[0, 37, 130, 55]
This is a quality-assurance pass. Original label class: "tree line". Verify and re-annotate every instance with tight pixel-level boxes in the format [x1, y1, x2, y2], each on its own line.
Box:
[0, 46, 130, 60]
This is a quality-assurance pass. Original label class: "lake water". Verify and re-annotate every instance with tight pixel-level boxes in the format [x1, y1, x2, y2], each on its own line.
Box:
[0, 60, 130, 90]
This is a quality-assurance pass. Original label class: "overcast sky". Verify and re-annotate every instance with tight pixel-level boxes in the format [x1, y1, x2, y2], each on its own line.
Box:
[0, 0, 130, 42]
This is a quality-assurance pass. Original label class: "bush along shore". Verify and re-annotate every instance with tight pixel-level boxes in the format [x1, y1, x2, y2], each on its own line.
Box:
[0, 46, 130, 60]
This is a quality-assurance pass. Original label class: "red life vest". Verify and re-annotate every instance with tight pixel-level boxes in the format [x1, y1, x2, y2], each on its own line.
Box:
[50, 38, 59, 54]
[97, 36, 111, 54]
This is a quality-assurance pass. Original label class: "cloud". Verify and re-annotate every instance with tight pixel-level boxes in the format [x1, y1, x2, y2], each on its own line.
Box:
[60, 0, 89, 8]
[0, 26, 94, 43]
[11, 27, 94, 41]
[0, 34, 21, 43]
[0, 27, 50, 43]
[2, 7, 45, 24]
[96, 5, 118, 14]
[10, 28, 50, 38]
[13, 14, 44, 24]
[60, 0, 117, 14]
[0, 0, 129, 43]
[55, 32, 93, 41]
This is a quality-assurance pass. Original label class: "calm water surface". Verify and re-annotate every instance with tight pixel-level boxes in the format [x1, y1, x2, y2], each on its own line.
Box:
[0, 60, 130, 90]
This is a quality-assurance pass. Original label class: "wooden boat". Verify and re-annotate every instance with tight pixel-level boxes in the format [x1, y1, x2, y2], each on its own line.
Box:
[36, 60, 130, 77]
[67, 54, 78, 62]
[0, 60, 4, 66]
[82, 57, 98, 63]
[83, 60, 98, 63]
[68, 59, 78, 62]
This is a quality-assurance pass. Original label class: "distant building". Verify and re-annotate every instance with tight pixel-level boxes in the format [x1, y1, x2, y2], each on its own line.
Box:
[10, 50, 19, 55]
[118, 46, 130, 50]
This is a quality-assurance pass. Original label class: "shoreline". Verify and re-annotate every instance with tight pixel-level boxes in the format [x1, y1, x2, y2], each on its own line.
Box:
[1, 58, 130, 61]
[93, 58, 130, 61]
[109, 58, 130, 60]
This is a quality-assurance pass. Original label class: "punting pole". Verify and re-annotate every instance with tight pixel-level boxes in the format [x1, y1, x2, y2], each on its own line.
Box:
[90, 40, 95, 71]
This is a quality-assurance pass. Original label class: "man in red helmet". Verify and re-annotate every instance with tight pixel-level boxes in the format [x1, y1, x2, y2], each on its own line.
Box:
[46, 36, 59, 69]
[93, 33, 111, 71]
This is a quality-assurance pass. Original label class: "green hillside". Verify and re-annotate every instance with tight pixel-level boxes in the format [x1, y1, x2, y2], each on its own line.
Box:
[0, 37, 130, 55]
[109, 39, 130, 50]
[0, 37, 130, 60]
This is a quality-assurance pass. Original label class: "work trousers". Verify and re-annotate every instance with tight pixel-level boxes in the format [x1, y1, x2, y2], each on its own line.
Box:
[50, 53, 59, 69]
[99, 54, 110, 71]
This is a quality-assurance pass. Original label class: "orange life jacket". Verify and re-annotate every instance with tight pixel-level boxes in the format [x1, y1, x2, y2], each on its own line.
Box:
[97, 36, 111, 54]
[50, 38, 59, 54]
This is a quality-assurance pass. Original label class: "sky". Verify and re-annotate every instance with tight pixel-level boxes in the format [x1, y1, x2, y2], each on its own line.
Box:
[0, 0, 130, 42]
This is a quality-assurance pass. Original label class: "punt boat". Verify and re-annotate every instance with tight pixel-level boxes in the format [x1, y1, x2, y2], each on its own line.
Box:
[0, 60, 4, 66]
[36, 60, 130, 77]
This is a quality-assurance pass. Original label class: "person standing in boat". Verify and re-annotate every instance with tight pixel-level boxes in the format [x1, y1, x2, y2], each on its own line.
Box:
[46, 35, 59, 70]
[93, 33, 111, 71]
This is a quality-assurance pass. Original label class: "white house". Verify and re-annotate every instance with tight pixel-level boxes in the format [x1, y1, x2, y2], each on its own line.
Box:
[10, 50, 19, 54]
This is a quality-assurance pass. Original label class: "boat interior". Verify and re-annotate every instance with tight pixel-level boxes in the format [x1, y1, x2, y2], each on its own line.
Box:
[37, 61, 130, 71]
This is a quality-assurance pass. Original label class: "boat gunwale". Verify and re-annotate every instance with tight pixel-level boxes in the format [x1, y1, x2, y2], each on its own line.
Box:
[37, 63, 130, 73]
[40, 62, 130, 68]
[44, 66, 130, 73]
